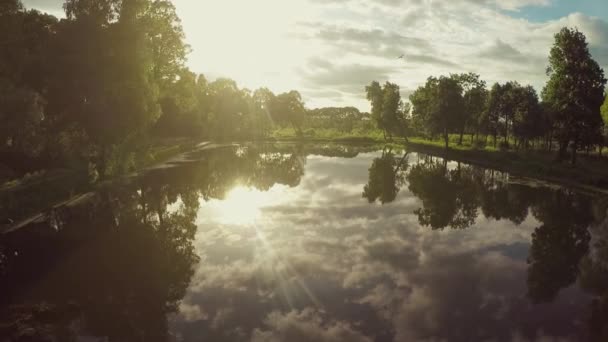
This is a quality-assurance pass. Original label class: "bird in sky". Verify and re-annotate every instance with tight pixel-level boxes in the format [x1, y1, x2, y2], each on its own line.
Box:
[398, 54, 404, 59]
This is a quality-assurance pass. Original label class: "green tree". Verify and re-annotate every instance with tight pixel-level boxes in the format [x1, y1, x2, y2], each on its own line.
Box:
[142, 0, 190, 89]
[365, 81, 406, 140]
[512, 85, 543, 149]
[269, 90, 306, 136]
[451, 73, 487, 145]
[410, 76, 464, 149]
[206, 78, 249, 139]
[365, 81, 384, 136]
[542, 27, 607, 164]
[601, 95, 608, 155]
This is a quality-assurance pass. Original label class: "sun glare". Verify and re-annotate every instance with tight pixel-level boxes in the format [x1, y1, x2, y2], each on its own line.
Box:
[215, 186, 273, 225]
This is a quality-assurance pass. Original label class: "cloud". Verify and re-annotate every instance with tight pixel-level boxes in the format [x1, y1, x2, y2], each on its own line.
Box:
[22, 0, 608, 111]
[300, 61, 398, 96]
[479, 39, 529, 63]
[169, 151, 595, 341]
[251, 309, 373, 342]
[309, 24, 432, 58]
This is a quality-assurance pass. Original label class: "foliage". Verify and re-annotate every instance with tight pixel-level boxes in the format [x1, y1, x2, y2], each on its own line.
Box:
[268, 90, 306, 136]
[410, 76, 464, 149]
[365, 81, 408, 140]
[542, 27, 606, 164]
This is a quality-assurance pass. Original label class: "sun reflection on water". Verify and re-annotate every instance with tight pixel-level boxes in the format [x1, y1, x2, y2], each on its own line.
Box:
[214, 186, 275, 225]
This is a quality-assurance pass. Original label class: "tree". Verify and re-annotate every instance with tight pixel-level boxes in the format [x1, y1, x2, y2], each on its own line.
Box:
[44, 0, 163, 178]
[512, 85, 543, 149]
[365, 81, 406, 140]
[451, 73, 487, 145]
[601, 95, 608, 156]
[269, 90, 306, 136]
[206, 78, 249, 139]
[155, 69, 203, 137]
[485, 82, 521, 148]
[542, 27, 607, 165]
[141, 0, 190, 89]
[410, 76, 464, 149]
[366, 81, 384, 136]
[0, 2, 58, 168]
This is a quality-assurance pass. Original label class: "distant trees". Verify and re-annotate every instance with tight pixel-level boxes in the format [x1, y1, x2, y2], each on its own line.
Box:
[542, 27, 606, 164]
[306, 107, 371, 133]
[406, 27, 606, 163]
[365, 81, 407, 140]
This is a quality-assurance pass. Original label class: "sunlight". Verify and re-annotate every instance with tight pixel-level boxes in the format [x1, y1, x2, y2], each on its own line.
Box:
[215, 186, 273, 225]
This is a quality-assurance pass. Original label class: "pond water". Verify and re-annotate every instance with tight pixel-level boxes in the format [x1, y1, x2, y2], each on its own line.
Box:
[1, 143, 607, 342]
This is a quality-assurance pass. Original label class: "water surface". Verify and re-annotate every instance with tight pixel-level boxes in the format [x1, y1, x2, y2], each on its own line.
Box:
[1, 144, 607, 341]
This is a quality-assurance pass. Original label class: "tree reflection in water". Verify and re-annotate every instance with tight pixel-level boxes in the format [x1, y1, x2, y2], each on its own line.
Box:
[0, 144, 310, 341]
[2, 144, 608, 341]
[363, 148, 608, 340]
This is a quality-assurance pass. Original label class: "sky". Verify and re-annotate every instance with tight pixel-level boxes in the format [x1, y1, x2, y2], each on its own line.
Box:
[23, 0, 608, 111]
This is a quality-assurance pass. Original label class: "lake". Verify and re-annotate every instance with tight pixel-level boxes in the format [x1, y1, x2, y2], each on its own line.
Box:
[1, 143, 607, 342]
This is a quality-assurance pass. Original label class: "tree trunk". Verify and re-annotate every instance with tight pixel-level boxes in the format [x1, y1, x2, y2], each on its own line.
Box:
[444, 129, 449, 150]
[458, 127, 464, 145]
[556, 140, 568, 162]
[570, 141, 578, 165]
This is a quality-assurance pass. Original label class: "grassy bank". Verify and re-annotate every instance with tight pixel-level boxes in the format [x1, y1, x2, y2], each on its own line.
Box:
[269, 128, 608, 193]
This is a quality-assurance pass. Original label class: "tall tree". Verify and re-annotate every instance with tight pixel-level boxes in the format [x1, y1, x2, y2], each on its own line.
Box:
[0, 1, 57, 165]
[365, 81, 384, 137]
[542, 27, 606, 164]
[141, 0, 190, 89]
[366, 81, 406, 140]
[46, 0, 161, 178]
[410, 76, 464, 149]
[451, 73, 487, 145]
[512, 85, 543, 149]
[601, 95, 608, 155]
[269, 90, 306, 136]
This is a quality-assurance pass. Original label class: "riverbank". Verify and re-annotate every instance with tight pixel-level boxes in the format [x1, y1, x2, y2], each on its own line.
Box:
[4, 134, 608, 230]
[1, 138, 202, 227]
[267, 131, 608, 194]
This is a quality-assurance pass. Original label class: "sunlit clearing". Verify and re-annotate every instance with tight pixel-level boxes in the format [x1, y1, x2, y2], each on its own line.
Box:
[215, 186, 273, 225]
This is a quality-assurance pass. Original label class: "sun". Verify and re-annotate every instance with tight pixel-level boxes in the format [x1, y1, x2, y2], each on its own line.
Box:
[215, 186, 272, 225]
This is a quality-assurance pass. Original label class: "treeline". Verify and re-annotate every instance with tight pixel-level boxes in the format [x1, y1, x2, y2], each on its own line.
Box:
[368, 28, 608, 165]
[0, 0, 320, 179]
